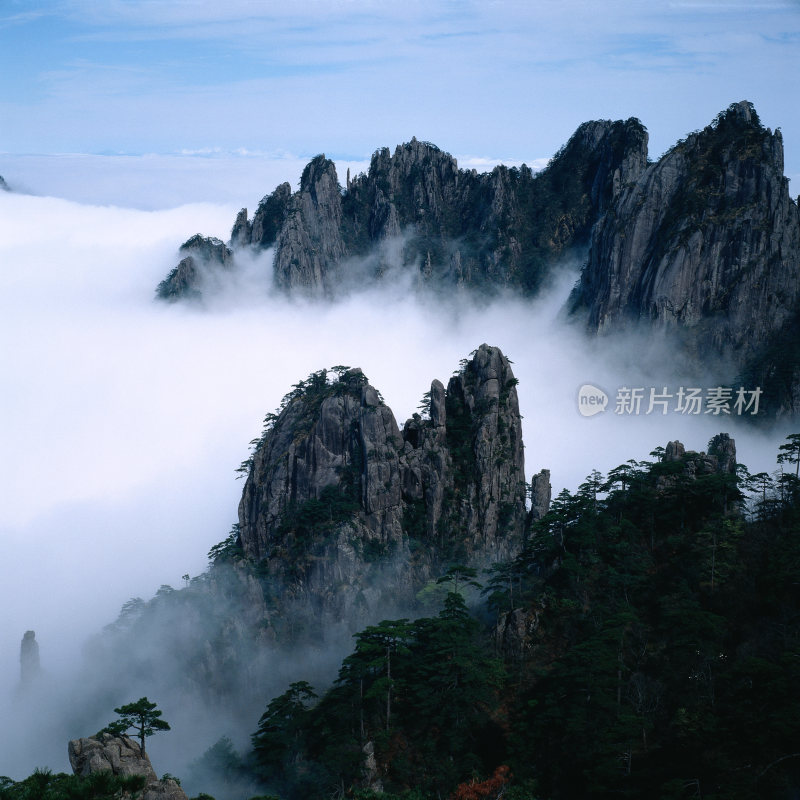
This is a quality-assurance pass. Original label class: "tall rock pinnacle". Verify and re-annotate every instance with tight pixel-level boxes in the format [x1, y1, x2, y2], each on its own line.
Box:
[20, 630, 40, 686]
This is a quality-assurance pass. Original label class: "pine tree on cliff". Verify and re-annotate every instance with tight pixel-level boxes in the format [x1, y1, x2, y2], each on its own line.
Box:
[104, 697, 170, 756]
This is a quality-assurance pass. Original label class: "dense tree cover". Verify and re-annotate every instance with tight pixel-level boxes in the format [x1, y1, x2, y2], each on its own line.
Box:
[0, 770, 145, 800]
[243, 437, 800, 799]
[249, 592, 504, 799]
[500, 442, 800, 799]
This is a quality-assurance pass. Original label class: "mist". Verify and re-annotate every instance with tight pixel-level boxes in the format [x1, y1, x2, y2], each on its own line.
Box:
[0, 165, 794, 786]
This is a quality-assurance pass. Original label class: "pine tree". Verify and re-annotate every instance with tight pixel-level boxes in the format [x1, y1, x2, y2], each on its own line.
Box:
[104, 697, 170, 756]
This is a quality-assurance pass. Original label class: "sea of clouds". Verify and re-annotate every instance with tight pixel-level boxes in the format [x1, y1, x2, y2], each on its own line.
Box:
[0, 154, 792, 779]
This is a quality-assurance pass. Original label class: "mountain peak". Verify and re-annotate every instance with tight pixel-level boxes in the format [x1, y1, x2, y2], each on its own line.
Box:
[235, 346, 530, 616]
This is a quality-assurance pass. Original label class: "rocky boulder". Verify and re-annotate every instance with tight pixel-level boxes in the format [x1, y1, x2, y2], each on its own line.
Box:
[68, 734, 187, 800]
[494, 606, 544, 662]
[529, 469, 552, 523]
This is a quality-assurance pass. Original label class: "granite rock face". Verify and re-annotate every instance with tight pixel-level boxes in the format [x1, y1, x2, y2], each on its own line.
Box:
[68, 734, 187, 800]
[81, 346, 548, 723]
[156, 234, 233, 302]
[494, 606, 543, 662]
[400, 344, 528, 562]
[250, 182, 292, 247]
[572, 101, 800, 411]
[236, 344, 530, 614]
[230, 207, 251, 248]
[336, 126, 646, 291]
[156, 121, 648, 299]
[273, 156, 348, 293]
[529, 469, 552, 523]
[662, 433, 737, 477]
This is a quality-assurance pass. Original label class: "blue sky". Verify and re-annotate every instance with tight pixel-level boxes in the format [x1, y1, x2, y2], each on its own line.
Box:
[1, 0, 799, 179]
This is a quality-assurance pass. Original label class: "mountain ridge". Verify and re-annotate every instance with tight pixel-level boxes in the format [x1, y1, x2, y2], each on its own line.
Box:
[154, 100, 800, 415]
[571, 100, 800, 413]
[156, 121, 647, 300]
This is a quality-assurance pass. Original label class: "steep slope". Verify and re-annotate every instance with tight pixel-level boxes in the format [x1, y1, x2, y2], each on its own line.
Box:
[156, 234, 234, 302]
[84, 344, 539, 725]
[273, 156, 348, 292]
[572, 101, 800, 410]
[237, 344, 529, 615]
[155, 121, 647, 300]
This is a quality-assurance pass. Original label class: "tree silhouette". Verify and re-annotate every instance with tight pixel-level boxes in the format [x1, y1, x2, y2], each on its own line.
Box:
[104, 697, 170, 756]
[777, 432, 800, 477]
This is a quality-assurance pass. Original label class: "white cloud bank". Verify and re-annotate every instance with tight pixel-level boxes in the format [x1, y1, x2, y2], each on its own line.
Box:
[0, 174, 793, 778]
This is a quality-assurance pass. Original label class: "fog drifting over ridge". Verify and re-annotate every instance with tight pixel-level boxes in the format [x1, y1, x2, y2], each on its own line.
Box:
[0, 167, 794, 780]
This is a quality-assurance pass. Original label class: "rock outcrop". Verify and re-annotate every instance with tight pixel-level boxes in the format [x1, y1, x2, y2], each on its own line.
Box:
[572, 101, 800, 412]
[19, 630, 40, 686]
[236, 344, 530, 617]
[250, 181, 292, 247]
[0, 175, 9, 191]
[529, 469, 552, 523]
[400, 344, 528, 562]
[156, 234, 234, 302]
[662, 433, 737, 477]
[273, 155, 348, 293]
[68, 734, 187, 800]
[84, 344, 543, 720]
[157, 121, 647, 300]
[494, 605, 543, 662]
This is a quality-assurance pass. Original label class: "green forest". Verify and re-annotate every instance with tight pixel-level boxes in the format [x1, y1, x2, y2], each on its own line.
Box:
[233, 437, 800, 800]
[4, 437, 800, 800]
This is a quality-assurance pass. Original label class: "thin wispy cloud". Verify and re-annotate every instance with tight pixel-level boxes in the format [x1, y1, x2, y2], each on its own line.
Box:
[1, 0, 797, 173]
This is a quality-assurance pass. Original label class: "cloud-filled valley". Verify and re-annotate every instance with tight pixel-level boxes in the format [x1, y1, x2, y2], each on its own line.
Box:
[0, 167, 794, 783]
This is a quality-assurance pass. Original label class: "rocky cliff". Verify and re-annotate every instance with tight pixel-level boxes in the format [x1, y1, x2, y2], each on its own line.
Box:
[156, 234, 234, 302]
[236, 344, 530, 618]
[154, 103, 800, 412]
[68, 734, 187, 800]
[571, 101, 800, 412]
[85, 344, 544, 720]
[0, 175, 9, 192]
[156, 121, 647, 300]
[273, 155, 348, 293]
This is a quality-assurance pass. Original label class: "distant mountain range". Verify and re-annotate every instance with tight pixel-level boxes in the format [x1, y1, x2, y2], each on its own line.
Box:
[156, 101, 800, 415]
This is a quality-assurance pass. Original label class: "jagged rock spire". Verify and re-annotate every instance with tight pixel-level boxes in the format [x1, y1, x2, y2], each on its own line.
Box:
[19, 630, 40, 686]
[155, 120, 648, 300]
[235, 345, 531, 614]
